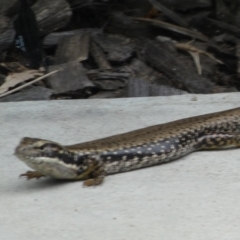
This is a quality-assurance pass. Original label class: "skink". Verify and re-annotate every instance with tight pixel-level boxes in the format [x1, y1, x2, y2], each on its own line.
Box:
[15, 107, 240, 186]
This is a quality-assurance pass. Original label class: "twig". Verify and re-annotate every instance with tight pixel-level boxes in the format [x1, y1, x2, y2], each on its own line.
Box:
[0, 69, 60, 99]
[175, 42, 223, 75]
[133, 17, 209, 42]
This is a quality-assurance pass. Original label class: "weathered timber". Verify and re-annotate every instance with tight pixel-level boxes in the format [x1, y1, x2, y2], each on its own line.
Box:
[54, 32, 90, 64]
[142, 41, 217, 93]
[43, 28, 100, 47]
[47, 62, 94, 94]
[92, 34, 135, 62]
[90, 39, 112, 69]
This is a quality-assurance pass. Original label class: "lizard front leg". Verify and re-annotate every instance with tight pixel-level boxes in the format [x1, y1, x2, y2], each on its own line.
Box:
[75, 156, 106, 186]
[83, 165, 105, 186]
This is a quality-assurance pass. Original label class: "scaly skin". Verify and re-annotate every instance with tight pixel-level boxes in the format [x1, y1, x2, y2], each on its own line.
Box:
[15, 107, 240, 186]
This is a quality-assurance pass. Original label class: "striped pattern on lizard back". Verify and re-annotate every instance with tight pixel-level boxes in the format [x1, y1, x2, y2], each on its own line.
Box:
[66, 108, 240, 174]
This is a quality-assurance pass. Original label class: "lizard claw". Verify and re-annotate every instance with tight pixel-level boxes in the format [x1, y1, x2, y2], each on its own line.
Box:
[20, 171, 45, 180]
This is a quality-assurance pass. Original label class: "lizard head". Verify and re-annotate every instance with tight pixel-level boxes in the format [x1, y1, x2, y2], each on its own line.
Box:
[15, 137, 69, 160]
[15, 137, 82, 179]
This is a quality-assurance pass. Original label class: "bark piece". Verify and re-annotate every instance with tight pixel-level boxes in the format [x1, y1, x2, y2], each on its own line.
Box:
[0, 86, 54, 102]
[134, 17, 209, 42]
[142, 41, 217, 93]
[92, 34, 135, 62]
[55, 32, 90, 64]
[90, 40, 111, 69]
[119, 58, 171, 86]
[43, 28, 100, 47]
[149, 0, 188, 27]
[0, 16, 15, 52]
[121, 59, 186, 96]
[0, 74, 5, 85]
[89, 89, 125, 99]
[207, 18, 240, 39]
[32, 0, 72, 36]
[159, 0, 211, 11]
[92, 79, 126, 90]
[87, 70, 130, 80]
[127, 77, 188, 97]
[106, 12, 155, 39]
[47, 62, 94, 94]
[88, 70, 129, 90]
[0, 0, 17, 15]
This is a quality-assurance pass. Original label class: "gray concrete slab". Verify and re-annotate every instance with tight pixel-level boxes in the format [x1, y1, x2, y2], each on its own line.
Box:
[1, 93, 240, 240]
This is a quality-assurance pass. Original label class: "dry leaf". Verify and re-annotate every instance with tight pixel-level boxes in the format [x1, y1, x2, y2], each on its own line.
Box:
[0, 69, 44, 95]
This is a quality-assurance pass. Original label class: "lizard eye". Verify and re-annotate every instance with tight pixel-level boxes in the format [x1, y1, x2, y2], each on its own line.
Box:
[39, 145, 46, 150]
[38, 143, 56, 151]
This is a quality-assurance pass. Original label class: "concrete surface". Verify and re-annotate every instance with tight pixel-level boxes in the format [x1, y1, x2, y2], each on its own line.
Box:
[1, 93, 240, 240]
